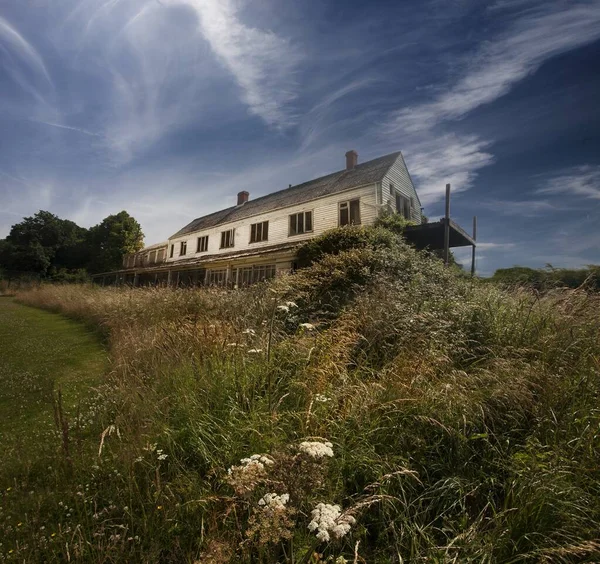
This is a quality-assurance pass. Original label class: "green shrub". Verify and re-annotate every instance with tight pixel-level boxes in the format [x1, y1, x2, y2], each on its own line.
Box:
[295, 224, 397, 267]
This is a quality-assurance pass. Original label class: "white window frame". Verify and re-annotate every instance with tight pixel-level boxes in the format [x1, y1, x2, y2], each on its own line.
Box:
[289, 210, 313, 236]
[338, 198, 361, 226]
[196, 235, 209, 253]
[249, 221, 269, 244]
[220, 229, 235, 249]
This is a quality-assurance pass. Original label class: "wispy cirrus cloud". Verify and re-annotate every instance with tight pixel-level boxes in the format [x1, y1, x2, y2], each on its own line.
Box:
[390, 2, 600, 133]
[185, 0, 301, 128]
[537, 165, 600, 200]
[0, 15, 53, 106]
[384, 1, 600, 206]
[402, 134, 494, 206]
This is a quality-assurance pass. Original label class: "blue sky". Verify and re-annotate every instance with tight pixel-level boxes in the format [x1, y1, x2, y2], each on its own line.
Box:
[1, 0, 599, 275]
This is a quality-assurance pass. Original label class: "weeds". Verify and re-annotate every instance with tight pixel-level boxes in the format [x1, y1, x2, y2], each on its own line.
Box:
[4, 232, 600, 562]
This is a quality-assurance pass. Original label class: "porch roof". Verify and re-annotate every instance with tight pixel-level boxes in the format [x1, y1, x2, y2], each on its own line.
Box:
[403, 219, 475, 249]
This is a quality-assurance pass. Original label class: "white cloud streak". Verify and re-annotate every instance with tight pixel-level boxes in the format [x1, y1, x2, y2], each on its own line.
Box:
[184, 0, 300, 128]
[0, 16, 53, 106]
[538, 165, 600, 200]
[390, 2, 600, 133]
[385, 1, 600, 207]
[402, 134, 494, 206]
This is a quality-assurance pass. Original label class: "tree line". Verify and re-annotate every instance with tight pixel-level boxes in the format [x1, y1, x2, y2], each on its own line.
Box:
[490, 265, 600, 291]
[0, 210, 144, 282]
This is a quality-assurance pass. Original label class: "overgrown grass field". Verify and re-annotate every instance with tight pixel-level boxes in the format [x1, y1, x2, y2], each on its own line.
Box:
[3, 227, 600, 562]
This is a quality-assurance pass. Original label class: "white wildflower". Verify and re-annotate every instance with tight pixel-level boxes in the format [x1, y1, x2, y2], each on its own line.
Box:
[298, 440, 334, 459]
[247, 348, 263, 354]
[285, 301, 298, 308]
[257, 493, 290, 509]
[243, 329, 256, 336]
[308, 503, 356, 543]
[227, 453, 275, 494]
[299, 322, 315, 331]
[157, 453, 168, 461]
[277, 305, 289, 313]
[314, 394, 331, 403]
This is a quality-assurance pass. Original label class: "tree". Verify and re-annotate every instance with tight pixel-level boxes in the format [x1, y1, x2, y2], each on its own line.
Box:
[2, 211, 87, 275]
[88, 211, 144, 273]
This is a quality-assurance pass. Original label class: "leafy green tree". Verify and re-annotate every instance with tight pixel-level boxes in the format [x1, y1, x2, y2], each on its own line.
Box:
[1, 211, 86, 275]
[87, 211, 144, 273]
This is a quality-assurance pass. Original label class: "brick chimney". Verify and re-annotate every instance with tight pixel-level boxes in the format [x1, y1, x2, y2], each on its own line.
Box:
[237, 191, 249, 205]
[345, 150, 358, 170]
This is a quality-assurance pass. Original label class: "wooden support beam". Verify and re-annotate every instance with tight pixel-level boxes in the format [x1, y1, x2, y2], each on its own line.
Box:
[471, 215, 477, 277]
[443, 183, 451, 266]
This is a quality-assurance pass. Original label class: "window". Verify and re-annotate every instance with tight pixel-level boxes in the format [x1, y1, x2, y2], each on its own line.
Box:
[169, 244, 174, 258]
[396, 192, 412, 220]
[220, 229, 235, 248]
[206, 269, 228, 286]
[236, 264, 276, 287]
[339, 199, 361, 226]
[289, 211, 313, 236]
[149, 250, 157, 264]
[197, 235, 208, 253]
[250, 221, 269, 243]
[180, 241, 187, 256]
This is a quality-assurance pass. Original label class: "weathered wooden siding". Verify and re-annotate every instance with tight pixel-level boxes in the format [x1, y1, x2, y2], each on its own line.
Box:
[166, 184, 379, 263]
[381, 154, 422, 223]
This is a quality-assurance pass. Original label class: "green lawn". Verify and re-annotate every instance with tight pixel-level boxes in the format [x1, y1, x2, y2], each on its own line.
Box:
[0, 296, 108, 541]
[0, 297, 107, 452]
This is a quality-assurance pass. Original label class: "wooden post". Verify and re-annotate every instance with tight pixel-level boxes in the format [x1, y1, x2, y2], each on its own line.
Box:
[133, 272, 139, 287]
[443, 183, 450, 266]
[471, 216, 477, 277]
[167, 270, 172, 287]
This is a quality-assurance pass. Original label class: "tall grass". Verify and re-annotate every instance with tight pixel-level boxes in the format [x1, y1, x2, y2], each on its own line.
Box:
[7, 237, 600, 563]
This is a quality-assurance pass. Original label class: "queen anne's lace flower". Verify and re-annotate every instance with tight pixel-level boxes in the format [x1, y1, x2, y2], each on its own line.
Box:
[314, 394, 331, 403]
[308, 503, 356, 542]
[298, 440, 334, 459]
[299, 322, 315, 331]
[238, 454, 274, 469]
[258, 492, 290, 509]
[226, 454, 275, 494]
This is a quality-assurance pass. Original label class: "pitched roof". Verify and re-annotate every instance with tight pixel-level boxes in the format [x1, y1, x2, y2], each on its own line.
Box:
[170, 151, 402, 239]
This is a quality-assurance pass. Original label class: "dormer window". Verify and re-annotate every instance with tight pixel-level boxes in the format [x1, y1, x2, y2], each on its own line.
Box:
[180, 241, 187, 256]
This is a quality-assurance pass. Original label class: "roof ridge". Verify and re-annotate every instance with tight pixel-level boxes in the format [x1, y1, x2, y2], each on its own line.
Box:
[169, 150, 403, 239]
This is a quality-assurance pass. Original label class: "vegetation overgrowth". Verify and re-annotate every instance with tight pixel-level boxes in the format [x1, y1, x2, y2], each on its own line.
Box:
[4, 227, 600, 562]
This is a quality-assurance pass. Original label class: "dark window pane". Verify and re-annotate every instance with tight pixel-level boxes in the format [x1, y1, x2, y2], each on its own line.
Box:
[350, 199, 360, 224]
[263, 221, 268, 240]
[340, 204, 349, 226]
[297, 213, 304, 233]
[289, 215, 296, 235]
[305, 211, 312, 232]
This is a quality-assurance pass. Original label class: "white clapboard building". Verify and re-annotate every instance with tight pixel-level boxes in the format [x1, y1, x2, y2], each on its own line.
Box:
[98, 150, 474, 286]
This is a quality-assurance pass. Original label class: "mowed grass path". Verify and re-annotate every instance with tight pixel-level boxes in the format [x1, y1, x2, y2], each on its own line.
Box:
[0, 296, 107, 466]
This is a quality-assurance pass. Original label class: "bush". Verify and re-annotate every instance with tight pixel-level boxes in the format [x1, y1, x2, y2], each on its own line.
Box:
[295, 225, 397, 267]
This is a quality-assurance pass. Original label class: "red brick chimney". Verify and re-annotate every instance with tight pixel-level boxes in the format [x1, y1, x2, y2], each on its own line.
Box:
[237, 191, 249, 205]
[345, 150, 358, 170]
